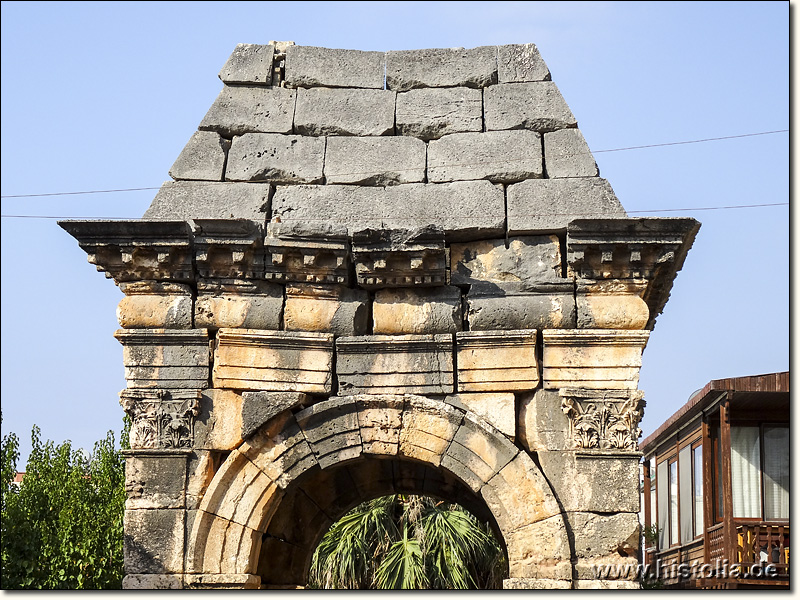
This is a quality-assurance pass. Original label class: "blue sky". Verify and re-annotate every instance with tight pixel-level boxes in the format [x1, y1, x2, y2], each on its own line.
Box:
[0, 1, 788, 462]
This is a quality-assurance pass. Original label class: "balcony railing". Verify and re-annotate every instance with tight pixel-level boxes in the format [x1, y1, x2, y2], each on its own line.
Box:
[736, 522, 789, 573]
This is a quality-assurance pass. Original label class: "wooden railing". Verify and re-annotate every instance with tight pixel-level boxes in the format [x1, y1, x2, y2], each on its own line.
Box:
[707, 522, 725, 562]
[736, 522, 789, 572]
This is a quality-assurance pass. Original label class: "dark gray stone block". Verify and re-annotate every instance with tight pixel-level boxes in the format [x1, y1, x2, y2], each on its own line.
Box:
[484, 81, 577, 133]
[241, 391, 309, 440]
[226, 133, 324, 184]
[324, 136, 426, 185]
[294, 88, 396, 137]
[219, 44, 275, 86]
[497, 43, 551, 83]
[544, 128, 598, 178]
[143, 181, 271, 221]
[386, 46, 497, 91]
[199, 86, 295, 137]
[466, 281, 577, 331]
[285, 45, 384, 89]
[169, 131, 228, 182]
[396, 87, 482, 140]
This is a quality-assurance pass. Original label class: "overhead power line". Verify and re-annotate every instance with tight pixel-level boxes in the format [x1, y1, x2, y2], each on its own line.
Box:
[0, 129, 787, 200]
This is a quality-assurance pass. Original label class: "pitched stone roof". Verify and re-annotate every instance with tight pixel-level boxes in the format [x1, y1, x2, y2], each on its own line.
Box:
[143, 42, 626, 240]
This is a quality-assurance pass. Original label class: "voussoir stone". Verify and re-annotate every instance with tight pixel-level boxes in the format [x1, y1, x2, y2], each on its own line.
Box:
[396, 87, 482, 140]
[144, 181, 271, 221]
[241, 391, 309, 440]
[386, 46, 497, 91]
[219, 43, 275, 86]
[199, 86, 296, 137]
[225, 133, 325, 184]
[544, 128, 599, 178]
[294, 88, 396, 137]
[428, 130, 543, 183]
[497, 43, 551, 83]
[324, 136, 426, 185]
[285, 45, 384, 89]
[169, 130, 228, 181]
[484, 81, 577, 133]
[506, 178, 626, 234]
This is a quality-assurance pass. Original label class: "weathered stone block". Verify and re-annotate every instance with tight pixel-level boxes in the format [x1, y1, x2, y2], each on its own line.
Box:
[337, 334, 455, 395]
[219, 43, 274, 86]
[124, 508, 185, 574]
[573, 579, 641, 590]
[125, 451, 188, 510]
[115, 329, 210, 389]
[324, 136, 426, 185]
[192, 218, 265, 279]
[352, 226, 448, 287]
[373, 287, 462, 334]
[446, 393, 516, 441]
[536, 450, 641, 513]
[199, 86, 295, 137]
[284, 284, 369, 336]
[576, 279, 649, 329]
[386, 46, 497, 91]
[122, 574, 184, 589]
[355, 395, 404, 456]
[285, 45, 384, 89]
[567, 511, 640, 560]
[497, 43, 551, 83]
[484, 81, 577, 133]
[241, 391, 309, 440]
[541, 329, 650, 390]
[398, 396, 463, 466]
[183, 574, 261, 589]
[294, 87, 395, 137]
[271, 181, 505, 242]
[144, 181, 271, 221]
[506, 178, 626, 234]
[544, 128, 598, 178]
[225, 133, 325, 184]
[428, 130, 543, 183]
[503, 578, 571, 589]
[117, 282, 193, 329]
[517, 388, 571, 452]
[456, 329, 539, 392]
[195, 283, 283, 330]
[450, 236, 562, 286]
[213, 329, 334, 394]
[193, 389, 244, 450]
[504, 515, 572, 579]
[396, 87, 482, 140]
[185, 450, 221, 510]
[169, 130, 228, 182]
[465, 282, 576, 331]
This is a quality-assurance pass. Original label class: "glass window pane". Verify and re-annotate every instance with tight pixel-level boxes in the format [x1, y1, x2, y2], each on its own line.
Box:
[693, 446, 704, 536]
[763, 426, 789, 520]
[657, 460, 669, 550]
[650, 458, 657, 529]
[679, 446, 693, 543]
[731, 426, 762, 518]
[669, 461, 679, 545]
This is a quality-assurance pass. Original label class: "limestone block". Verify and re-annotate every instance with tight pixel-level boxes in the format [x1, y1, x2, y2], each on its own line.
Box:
[517, 388, 571, 452]
[428, 130, 543, 184]
[324, 136, 426, 185]
[284, 284, 369, 336]
[241, 391, 309, 440]
[396, 87, 482, 140]
[504, 515, 572, 579]
[193, 389, 244, 450]
[183, 574, 261, 589]
[541, 329, 650, 389]
[497, 43, 551, 83]
[484, 81, 576, 133]
[271, 181, 505, 242]
[285, 45, 384, 89]
[386, 46, 497, 91]
[115, 328, 210, 389]
[213, 329, 334, 394]
[125, 451, 188, 510]
[456, 330, 539, 392]
[124, 508, 185, 574]
[573, 556, 640, 581]
[355, 395, 404, 456]
[144, 181, 271, 221]
[573, 579, 641, 590]
[295, 397, 363, 468]
[544, 128, 598, 178]
[450, 236, 562, 286]
[195, 284, 283, 330]
[198, 86, 295, 136]
[567, 511, 640, 560]
[398, 396, 463, 466]
[122, 574, 183, 589]
[219, 43, 274, 86]
[373, 287, 462, 334]
[169, 130, 228, 181]
[225, 133, 324, 184]
[294, 87, 395, 137]
[576, 279, 649, 330]
[465, 282, 576, 331]
[503, 578, 571, 589]
[446, 393, 516, 441]
[185, 450, 221, 510]
[117, 282, 193, 329]
[536, 450, 641, 513]
[506, 178, 626, 235]
[336, 334, 455, 395]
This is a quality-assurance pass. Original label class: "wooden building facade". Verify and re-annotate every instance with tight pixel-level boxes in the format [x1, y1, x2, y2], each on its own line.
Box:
[640, 372, 789, 589]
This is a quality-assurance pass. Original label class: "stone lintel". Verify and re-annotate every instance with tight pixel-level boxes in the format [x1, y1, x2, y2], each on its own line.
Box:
[456, 330, 539, 392]
[191, 218, 264, 280]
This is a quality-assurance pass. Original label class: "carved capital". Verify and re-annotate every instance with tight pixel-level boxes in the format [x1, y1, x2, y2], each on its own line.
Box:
[120, 389, 202, 449]
[559, 388, 645, 451]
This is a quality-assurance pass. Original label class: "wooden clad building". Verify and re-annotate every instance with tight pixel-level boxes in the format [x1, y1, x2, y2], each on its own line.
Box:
[640, 372, 789, 589]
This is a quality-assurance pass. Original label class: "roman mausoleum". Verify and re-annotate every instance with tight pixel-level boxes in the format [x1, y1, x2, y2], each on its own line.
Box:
[60, 42, 699, 589]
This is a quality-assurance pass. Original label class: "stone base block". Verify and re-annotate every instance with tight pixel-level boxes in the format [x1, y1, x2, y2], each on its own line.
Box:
[213, 329, 333, 393]
[456, 329, 539, 392]
[373, 287, 462, 334]
[115, 329, 210, 389]
[183, 574, 261, 589]
[466, 282, 576, 331]
[573, 579, 641, 590]
[284, 284, 368, 335]
[567, 512, 641, 560]
[124, 508, 185, 574]
[336, 334, 454, 395]
[503, 578, 572, 589]
[122, 574, 183, 589]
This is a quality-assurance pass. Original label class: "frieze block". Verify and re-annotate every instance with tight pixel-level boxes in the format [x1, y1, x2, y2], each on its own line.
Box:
[559, 388, 645, 451]
[120, 389, 203, 449]
[263, 221, 350, 284]
[352, 227, 448, 288]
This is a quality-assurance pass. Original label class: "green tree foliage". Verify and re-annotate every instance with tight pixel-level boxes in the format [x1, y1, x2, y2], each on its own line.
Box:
[309, 494, 506, 589]
[1, 418, 127, 589]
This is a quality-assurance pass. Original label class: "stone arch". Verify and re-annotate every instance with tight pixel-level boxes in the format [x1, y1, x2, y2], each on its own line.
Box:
[187, 394, 571, 588]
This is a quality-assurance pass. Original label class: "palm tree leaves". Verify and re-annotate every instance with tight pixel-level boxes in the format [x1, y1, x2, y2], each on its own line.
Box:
[309, 494, 505, 589]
